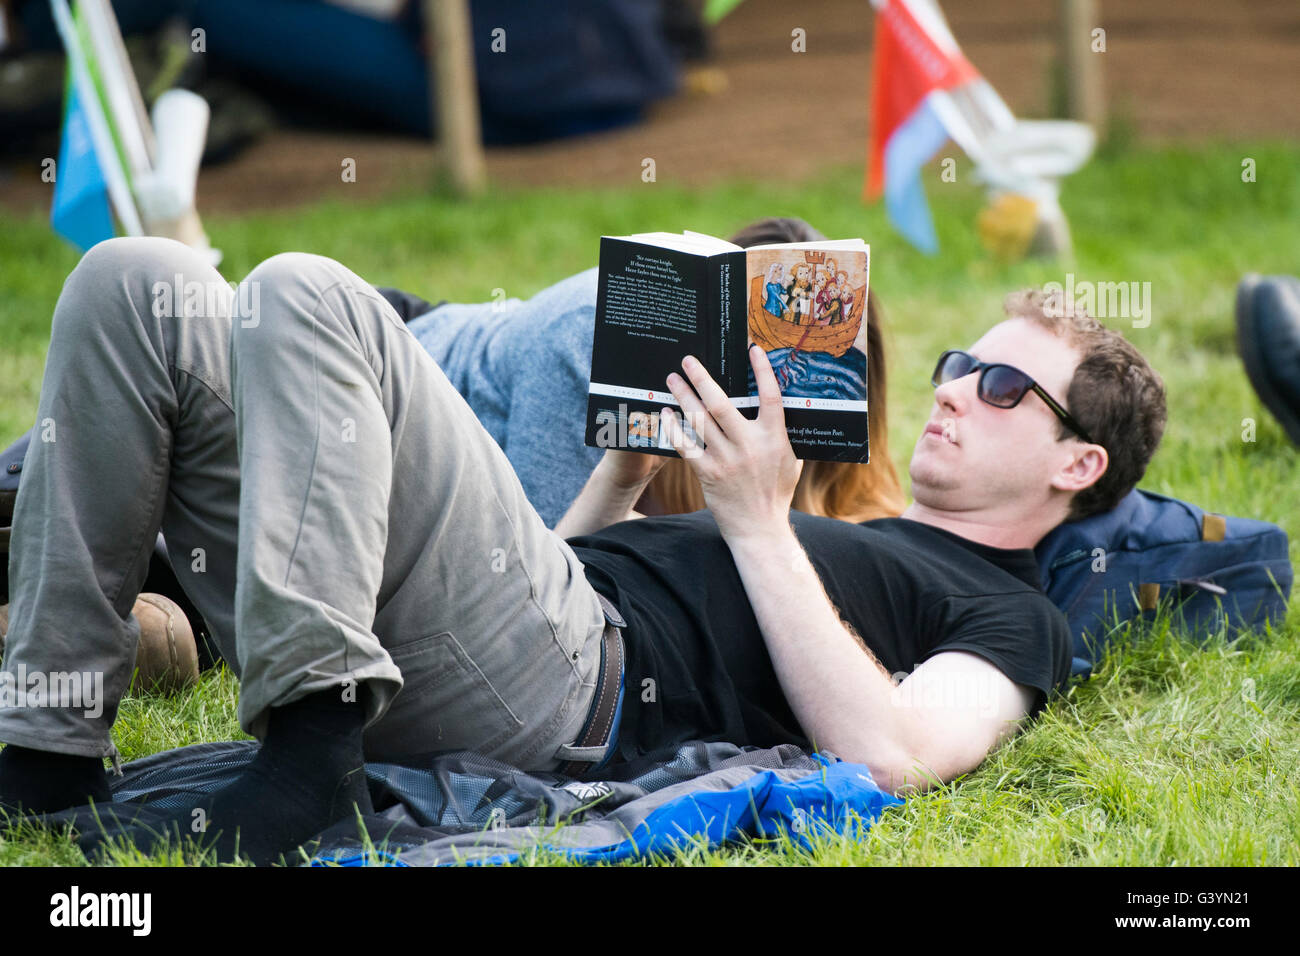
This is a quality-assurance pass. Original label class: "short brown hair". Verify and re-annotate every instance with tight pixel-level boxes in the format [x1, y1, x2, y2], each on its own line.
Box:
[1004, 289, 1167, 521]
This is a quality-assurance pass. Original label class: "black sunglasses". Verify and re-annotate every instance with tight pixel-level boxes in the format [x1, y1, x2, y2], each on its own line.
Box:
[931, 349, 1099, 447]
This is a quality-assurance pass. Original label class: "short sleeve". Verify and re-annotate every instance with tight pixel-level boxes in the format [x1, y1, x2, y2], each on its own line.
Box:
[919, 592, 1072, 717]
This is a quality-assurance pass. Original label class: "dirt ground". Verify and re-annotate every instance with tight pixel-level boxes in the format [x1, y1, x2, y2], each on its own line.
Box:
[3, 0, 1298, 216]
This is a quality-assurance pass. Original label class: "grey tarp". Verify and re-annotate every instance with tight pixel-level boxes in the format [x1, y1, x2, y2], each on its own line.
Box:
[48, 739, 899, 865]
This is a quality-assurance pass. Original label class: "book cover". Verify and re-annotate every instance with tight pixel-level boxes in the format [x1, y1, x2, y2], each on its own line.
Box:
[743, 243, 870, 462]
[584, 233, 869, 463]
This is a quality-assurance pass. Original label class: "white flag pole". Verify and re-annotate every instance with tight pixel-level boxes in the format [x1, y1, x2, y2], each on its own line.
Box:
[49, 0, 143, 237]
[79, 0, 155, 176]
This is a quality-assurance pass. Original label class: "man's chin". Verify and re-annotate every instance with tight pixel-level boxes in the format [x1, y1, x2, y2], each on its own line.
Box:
[907, 461, 962, 501]
[909, 443, 959, 484]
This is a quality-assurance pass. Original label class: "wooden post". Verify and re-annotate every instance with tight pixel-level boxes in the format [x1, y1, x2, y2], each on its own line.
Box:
[424, 0, 486, 195]
[1060, 0, 1105, 129]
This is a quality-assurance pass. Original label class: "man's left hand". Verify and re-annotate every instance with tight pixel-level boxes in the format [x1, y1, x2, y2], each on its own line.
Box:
[662, 347, 803, 543]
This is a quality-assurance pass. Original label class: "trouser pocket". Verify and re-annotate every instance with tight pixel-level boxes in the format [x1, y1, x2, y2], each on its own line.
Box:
[364, 630, 524, 759]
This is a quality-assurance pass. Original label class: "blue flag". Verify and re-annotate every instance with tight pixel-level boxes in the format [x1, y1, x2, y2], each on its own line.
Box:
[879, 98, 949, 255]
[50, 76, 115, 252]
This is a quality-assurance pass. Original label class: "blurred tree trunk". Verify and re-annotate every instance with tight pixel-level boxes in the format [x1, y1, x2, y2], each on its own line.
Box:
[425, 0, 486, 195]
[1060, 0, 1106, 130]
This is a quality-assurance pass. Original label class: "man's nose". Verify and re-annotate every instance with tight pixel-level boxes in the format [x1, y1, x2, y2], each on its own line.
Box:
[934, 372, 976, 413]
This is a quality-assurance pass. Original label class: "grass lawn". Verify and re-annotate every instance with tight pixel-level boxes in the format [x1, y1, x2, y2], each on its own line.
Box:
[0, 141, 1297, 865]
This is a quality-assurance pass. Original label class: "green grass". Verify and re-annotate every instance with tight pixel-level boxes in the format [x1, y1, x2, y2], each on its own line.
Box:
[1, 140, 1298, 865]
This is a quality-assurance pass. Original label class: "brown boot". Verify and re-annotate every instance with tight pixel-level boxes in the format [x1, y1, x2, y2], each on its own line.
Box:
[0, 594, 198, 694]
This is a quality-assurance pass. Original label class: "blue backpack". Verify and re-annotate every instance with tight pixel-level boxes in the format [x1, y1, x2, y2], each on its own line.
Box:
[1035, 489, 1293, 678]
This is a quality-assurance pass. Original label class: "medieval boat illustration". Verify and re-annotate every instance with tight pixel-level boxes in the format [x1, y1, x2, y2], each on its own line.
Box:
[747, 250, 865, 359]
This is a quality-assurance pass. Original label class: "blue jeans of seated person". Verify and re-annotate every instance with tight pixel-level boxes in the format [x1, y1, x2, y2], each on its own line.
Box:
[406, 269, 606, 530]
[0, 239, 612, 774]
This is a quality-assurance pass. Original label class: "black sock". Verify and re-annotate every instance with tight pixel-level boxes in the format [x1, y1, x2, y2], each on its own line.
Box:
[0, 744, 112, 817]
[104, 688, 372, 865]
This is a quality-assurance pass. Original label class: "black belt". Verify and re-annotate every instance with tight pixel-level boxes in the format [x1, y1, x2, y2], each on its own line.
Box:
[557, 592, 625, 779]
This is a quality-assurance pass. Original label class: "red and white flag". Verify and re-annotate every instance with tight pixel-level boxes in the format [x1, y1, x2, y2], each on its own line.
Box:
[864, 0, 978, 253]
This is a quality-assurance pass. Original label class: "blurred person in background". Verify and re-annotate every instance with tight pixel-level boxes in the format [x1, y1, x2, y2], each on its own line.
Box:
[1, 0, 696, 163]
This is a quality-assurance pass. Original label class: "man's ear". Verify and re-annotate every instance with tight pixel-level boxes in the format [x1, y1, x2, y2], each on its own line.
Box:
[1050, 442, 1108, 494]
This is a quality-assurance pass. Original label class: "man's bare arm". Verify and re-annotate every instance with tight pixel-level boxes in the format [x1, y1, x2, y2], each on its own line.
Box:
[729, 531, 1036, 794]
[726, 528, 923, 792]
[894, 650, 1038, 786]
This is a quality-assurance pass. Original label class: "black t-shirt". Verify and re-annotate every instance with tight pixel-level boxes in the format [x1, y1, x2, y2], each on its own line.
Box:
[566, 510, 1073, 765]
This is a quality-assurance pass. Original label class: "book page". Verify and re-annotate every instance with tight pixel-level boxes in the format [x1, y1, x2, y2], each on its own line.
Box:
[617, 231, 740, 256]
[746, 238, 868, 251]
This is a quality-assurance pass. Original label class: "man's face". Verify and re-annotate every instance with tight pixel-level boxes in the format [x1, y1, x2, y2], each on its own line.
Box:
[908, 318, 1085, 514]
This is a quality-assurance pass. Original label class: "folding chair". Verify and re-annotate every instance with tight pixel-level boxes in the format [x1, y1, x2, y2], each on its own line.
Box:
[50, 0, 219, 262]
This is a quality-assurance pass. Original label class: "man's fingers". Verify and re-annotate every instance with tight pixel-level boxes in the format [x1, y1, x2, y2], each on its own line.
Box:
[661, 406, 704, 460]
[749, 345, 787, 422]
[665, 368, 723, 449]
[678, 355, 746, 436]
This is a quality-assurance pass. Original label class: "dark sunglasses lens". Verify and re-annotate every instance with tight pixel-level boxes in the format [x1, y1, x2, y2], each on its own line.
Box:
[981, 365, 1030, 407]
[935, 351, 975, 384]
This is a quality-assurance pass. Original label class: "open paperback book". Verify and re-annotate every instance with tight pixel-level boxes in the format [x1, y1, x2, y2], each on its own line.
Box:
[584, 230, 870, 461]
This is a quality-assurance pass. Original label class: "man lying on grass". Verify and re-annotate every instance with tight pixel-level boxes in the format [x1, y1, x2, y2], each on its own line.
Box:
[0, 238, 1165, 864]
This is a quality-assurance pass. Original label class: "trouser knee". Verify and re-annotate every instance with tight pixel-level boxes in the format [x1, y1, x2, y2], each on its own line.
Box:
[55, 236, 230, 346]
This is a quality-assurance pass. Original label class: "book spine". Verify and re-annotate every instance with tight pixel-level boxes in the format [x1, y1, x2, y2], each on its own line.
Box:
[708, 250, 747, 394]
[701, 254, 714, 380]
[722, 250, 747, 394]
